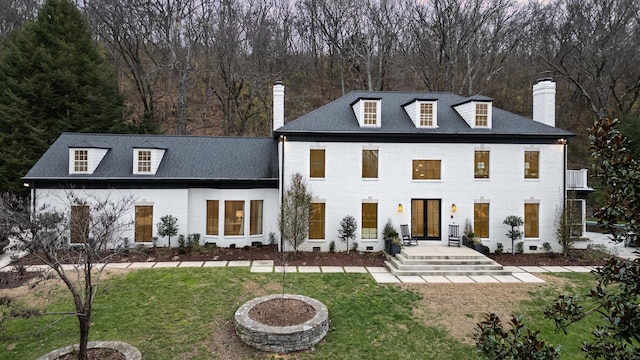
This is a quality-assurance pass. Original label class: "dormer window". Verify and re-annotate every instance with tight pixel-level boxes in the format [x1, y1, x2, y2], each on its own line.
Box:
[420, 103, 434, 127]
[453, 96, 493, 129]
[476, 103, 488, 127]
[137, 150, 152, 173]
[69, 147, 109, 175]
[351, 98, 382, 128]
[403, 99, 438, 128]
[74, 150, 88, 173]
[133, 147, 165, 175]
[364, 101, 378, 125]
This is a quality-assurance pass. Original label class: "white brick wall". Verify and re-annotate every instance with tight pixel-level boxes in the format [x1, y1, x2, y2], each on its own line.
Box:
[282, 141, 565, 253]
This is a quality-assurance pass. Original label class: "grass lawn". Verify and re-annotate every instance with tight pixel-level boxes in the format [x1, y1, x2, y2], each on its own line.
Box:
[1, 268, 599, 359]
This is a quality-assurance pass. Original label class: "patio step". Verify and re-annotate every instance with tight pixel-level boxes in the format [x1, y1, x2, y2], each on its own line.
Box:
[384, 261, 513, 277]
[385, 244, 514, 277]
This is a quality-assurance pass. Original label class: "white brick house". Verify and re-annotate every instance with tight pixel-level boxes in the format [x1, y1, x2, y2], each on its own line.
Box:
[23, 80, 576, 252]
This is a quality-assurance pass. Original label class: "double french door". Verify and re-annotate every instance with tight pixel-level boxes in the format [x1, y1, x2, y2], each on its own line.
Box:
[411, 199, 441, 240]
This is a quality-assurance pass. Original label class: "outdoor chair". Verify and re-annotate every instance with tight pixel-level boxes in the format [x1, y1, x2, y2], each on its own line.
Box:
[400, 224, 418, 246]
[448, 224, 461, 247]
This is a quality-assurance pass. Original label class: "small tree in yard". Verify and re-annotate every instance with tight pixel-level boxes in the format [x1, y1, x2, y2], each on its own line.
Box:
[554, 204, 577, 257]
[338, 215, 357, 254]
[0, 191, 134, 360]
[279, 173, 313, 253]
[157, 215, 178, 247]
[503, 215, 523, 255]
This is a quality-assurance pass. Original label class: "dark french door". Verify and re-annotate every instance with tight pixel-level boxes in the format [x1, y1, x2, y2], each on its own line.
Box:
[411, 199, 441, 240]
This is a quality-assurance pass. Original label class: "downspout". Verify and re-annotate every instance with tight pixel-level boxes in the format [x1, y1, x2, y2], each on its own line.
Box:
[279, 136, 285, 252]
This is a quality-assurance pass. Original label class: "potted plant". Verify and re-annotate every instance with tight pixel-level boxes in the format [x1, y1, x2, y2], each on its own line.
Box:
[382, 219, 399, 254]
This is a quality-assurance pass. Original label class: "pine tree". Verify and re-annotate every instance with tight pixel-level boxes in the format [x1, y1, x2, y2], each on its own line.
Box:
[0, 0, 126, 192]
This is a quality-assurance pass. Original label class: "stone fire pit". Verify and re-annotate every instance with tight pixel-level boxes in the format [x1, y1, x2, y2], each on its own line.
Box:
[234, 294, 329, 353]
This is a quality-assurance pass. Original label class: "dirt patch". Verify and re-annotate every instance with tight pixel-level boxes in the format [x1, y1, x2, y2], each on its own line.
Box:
[249, 298, 316, 327]
[13, 245, 387, 268]
[488, 248, 610, 266]
[57, 348, 125, 360]
[407, 274, 569, 343]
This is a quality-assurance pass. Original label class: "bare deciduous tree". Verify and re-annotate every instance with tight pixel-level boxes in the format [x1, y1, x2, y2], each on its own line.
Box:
[0, 192, 135, 360]
[279, 173, 313, 253]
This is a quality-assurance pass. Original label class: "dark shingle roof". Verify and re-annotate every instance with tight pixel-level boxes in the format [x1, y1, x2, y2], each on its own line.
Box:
[276, 91, 573, 138]
[24, 133, 278, 181]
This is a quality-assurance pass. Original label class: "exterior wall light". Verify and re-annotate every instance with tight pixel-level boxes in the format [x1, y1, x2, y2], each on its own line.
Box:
[397, 203, 403, 213]
[451, 204, 457, 213]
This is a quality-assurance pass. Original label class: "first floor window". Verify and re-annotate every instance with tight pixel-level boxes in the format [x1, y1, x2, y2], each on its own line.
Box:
[309, 203, 325, 239]
[71, 205, 90, 243]
[413, 160, 441, 180]
[206, 200, 219, 235]
[250, 200, 263, 235]
[362, 203, 378, 239]
[135, 205, 153, 242]
[224, 201, 244, 236]
[74, 150, 88, 172]
[474, 203, 489, 238]
[524, 203, 539, 238]
[567, 199, 584, 237]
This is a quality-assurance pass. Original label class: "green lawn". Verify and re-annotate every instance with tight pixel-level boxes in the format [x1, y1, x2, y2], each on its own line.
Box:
[1, 269, 598, 359]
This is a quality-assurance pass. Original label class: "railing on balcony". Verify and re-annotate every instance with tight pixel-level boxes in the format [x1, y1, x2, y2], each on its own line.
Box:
[567, 169, 592, 190]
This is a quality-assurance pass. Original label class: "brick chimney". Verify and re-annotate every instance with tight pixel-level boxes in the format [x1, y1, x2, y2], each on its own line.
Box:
[273, 81, 284, 131]
[532, 78, 556, 127]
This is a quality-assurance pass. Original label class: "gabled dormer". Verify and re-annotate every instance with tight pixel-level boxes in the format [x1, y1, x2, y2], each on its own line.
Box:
[68, 142, 110, 175]
[133, 142, 166, 175]
[453, 95, 493, 129]
[403, 99, 438, 128]
[351, 98, 381, 128]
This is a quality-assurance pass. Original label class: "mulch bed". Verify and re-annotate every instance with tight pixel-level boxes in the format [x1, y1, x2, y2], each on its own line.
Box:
[487, 248, 611, 266]
[57, 348, 125, 360]
[248, 298, 316, 327]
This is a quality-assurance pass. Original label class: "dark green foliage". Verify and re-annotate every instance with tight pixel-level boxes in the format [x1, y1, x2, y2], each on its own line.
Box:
[338, 215, 357, 254]
[588, 118, 640, 240]
[0, 0, 127, 191]
[475, 313, 560, 360]
[503, 215, 524, 255]
[495, 242, 504, 255]
[545, 258, 640, 359]
[515, 242, 524, 254]
[157, 215, 178, 247]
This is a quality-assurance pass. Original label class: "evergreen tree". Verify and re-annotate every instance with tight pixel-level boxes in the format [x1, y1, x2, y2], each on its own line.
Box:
[0, 0, 126, 192]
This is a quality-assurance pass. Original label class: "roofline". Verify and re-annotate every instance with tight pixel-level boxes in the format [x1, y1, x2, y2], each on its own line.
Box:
[274, 130, 575, 143]
[25, 178, 279, 190]
[400, 98, 440, 107]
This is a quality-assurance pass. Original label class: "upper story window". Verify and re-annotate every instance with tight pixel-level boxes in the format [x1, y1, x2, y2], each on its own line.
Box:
[137, 150, 151, 173]
[362, 149, 378, 179]
[403, 100, 438, 128]
[475, 103, 488, 127]
[133, 148, 165, 175]
[364, 101, 377, 125]
[420, 103, 433, 126]
[74, 150, 88, 173]
[474, 150, 489, 179]
[413, 160, 441, 180]
[352, 98, 382, 128]
[453, 97, 492, 129]
[525, 151, 539, 179]
[69, 147, 109, 175]
[310, 149, 325, 178]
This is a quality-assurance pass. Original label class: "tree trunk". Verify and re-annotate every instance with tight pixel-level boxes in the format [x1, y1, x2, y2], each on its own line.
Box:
[77, 312, 91, 360]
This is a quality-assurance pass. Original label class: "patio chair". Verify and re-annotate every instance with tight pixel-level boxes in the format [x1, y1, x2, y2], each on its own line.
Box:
[400, 224, 418, 246]
[448, 224, 461, 247]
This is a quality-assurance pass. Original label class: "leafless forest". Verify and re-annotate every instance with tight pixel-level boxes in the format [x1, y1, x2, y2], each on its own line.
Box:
[2, 0, 640, 167]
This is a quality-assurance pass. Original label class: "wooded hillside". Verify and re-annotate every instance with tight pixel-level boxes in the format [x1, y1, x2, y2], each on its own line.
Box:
[2, 0, 640, 171]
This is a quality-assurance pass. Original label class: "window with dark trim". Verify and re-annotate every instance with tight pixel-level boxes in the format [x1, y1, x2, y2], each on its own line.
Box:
[224, 201, 244, 236]
[524, 203, 539, 238]
[250, 200, 263, 235]
[310, 149, 325, 178]
[71, 205, 90, 243]
[309, 203, 325, 239]
[525, 151, 539, 179]
[413, 160, 441, 180]
[135, 205, 153, 242]
[474, 151, 489, 179]
[362, 203, 378, 239]
[474, 203, 489, 238]
[206, 200, 219, 235]
[362, 150, 378, 178]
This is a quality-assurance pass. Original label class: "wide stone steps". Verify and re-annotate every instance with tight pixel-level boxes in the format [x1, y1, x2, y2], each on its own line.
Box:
[385, 246, 512, 277]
